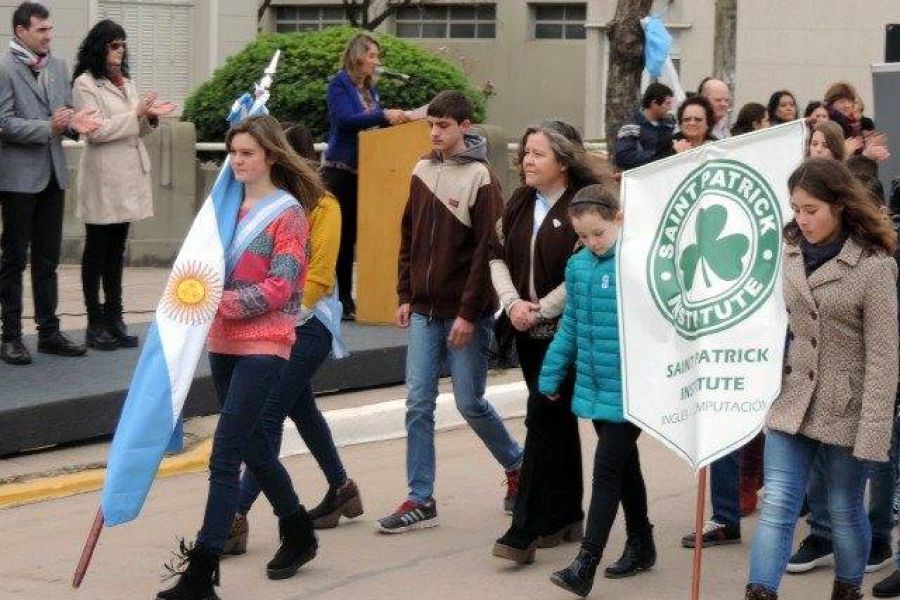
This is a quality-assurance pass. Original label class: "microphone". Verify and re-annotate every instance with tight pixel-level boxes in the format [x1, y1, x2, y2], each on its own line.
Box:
[376, 66, 411, 81]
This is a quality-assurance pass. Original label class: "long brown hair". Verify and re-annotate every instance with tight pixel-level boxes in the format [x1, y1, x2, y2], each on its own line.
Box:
[342, 32, 380, 91]
[516, 121, 604, 191]
[225, 115, 323, 213]
[784, 157, 895, 254]
[808, 120, 846, 161]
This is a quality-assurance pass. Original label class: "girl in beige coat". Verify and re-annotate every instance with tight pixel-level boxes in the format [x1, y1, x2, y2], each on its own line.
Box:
[746, 157, 899, 600]
[71, 20, 173, 350]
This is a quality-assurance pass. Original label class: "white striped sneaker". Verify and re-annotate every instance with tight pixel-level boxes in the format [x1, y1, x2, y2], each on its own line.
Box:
[375, 499, 439, 534]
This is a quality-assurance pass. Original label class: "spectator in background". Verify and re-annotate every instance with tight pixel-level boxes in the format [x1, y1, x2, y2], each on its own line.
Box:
[807, 121, 847, 161]
[804, 101, 830, 130]
[672, 96, 715, 153]
[768, 90, 798, 125]
[323, 32, 410, 321]
[731, 102, 769, 136]
[824, 81, 858, 137]
[72, 19, 174, 351]
[612, 83, 675, 170]
[0, 1, 99, 366]
[698, 77, 732, 139]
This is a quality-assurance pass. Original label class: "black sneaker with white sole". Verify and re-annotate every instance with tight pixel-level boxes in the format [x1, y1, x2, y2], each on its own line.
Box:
[787, 534, 834, 573]
[375, 499, 438, 534]
[868, 537, 894, 573]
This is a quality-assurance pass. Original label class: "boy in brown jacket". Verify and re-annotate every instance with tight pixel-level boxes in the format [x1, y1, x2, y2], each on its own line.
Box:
[375, 91, 523, 533]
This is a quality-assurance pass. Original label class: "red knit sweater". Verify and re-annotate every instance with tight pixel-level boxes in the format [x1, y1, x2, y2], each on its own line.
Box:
[207, 203, 309, 359]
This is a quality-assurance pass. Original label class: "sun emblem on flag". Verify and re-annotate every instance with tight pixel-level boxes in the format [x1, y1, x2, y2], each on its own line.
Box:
[160, 261, 223, 325]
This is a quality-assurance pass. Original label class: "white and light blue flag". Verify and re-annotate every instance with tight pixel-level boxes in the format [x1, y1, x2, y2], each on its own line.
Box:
[100, 53, 281, 526]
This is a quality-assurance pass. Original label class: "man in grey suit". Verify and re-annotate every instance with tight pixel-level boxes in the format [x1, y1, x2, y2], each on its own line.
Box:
[0, 1, 99, 365]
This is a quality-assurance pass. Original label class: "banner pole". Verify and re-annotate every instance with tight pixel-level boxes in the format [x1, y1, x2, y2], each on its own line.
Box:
[691, 466, 708, 600]
[72, 507, 104, 588]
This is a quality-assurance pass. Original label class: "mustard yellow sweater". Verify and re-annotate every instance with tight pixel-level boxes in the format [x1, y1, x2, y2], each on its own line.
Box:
[303, 193, 342, 309]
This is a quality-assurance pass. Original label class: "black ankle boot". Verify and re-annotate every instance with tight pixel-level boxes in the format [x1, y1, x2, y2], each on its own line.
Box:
[156, 540, 221, 600]
[604, 525, 656, 579]
[308, 479, 364, 529]
[266, 507, 318, 580]
[105, 314, 139, 347]
[745, 583, 778, 599]
[85, 319, 119, 351]
[550, 548, 600, 597]
[831, 580, 863, 600]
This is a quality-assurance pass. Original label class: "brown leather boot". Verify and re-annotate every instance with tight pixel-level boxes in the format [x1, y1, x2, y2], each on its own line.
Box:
[221, 513, 248, 556]
[831, 581, 863, 600]
[745, 583, 778, 599]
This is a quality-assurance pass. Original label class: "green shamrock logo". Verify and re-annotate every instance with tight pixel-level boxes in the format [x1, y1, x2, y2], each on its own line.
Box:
[679, 204, 749, 290]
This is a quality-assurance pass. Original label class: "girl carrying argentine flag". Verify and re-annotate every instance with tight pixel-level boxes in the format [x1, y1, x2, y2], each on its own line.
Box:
[157, 114, 323, 600]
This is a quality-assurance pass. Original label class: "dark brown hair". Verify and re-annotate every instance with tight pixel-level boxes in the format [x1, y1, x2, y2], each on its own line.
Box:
[280, 121, 317, 162]
[730, 102, 767, 136]
[784, 157, 895, 253]
[808, 120, 846, 161]
[824, 81, 858, 107]
[427, 90, 475, 123]
[568, 183, 620, 220]
[225, 115, 323, 213]
[677, 96, 715, 131]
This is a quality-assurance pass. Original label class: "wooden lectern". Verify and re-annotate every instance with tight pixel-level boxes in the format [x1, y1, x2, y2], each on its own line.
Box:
[355, 121, 432, 324]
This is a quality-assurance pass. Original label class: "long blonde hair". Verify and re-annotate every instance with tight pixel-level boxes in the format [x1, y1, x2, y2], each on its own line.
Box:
[342, 32, 380, 91]
[225, 115, 323, 213]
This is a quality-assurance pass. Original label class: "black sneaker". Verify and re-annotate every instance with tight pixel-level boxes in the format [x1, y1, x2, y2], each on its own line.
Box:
[680, 520, 740, 548]
[37, 331, 87, 356]
[868, 537, 894, 573]
[873, 569, 900, 598]
[374, 499, 438, 534]
[786, 533, 834, 573]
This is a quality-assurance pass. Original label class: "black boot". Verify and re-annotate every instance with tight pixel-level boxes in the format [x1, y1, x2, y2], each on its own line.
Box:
[156, 540, 221, 600]
[831, 580, 863, 600]
[308, 479, 364, 529]
[105, 303, 138, 347]
[874, 570, 900, 598]
[266, 507, 318, 580]
[550, 548, 600, 597]
[85, 309, 119, 351]
[745, 583, 778, 599]
[604, 525, 656, 578]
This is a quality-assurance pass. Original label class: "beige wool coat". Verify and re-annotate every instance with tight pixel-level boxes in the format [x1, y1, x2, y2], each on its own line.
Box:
[766, 237, 899, 462]
[72, 72, 156, 224]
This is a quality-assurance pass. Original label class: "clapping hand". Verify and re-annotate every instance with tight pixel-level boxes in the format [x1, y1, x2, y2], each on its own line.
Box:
[673, 139, 692, 153]
[147, 101, 176, 117]
[50, 106, 74, 135]
[69, 108, 101, 135]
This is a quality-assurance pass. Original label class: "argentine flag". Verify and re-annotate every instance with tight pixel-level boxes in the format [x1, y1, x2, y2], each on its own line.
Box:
[100, 54, 280, 527]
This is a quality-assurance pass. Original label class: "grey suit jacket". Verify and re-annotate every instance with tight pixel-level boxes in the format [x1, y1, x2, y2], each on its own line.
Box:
[0, 51, 73, 193]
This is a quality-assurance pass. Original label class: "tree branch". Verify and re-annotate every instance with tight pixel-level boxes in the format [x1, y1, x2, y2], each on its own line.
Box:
[367, 0, 415, 31]
[257, 0, 272, 23]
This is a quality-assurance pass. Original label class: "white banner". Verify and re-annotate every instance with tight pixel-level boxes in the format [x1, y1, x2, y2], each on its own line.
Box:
[618, 120, 808, 470]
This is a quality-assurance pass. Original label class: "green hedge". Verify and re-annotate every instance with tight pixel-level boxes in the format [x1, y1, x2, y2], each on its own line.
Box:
[182, 26, 487, 142]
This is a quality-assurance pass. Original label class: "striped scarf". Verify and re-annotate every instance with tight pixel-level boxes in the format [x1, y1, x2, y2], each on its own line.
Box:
[9, 38, 48, 73]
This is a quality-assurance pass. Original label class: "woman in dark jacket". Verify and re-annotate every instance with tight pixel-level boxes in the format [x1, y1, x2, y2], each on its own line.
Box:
[489, 120, 605, 565]
[323, 32, 408, 320]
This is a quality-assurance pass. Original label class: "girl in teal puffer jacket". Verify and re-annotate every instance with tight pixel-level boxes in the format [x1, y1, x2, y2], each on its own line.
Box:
[540, 184, 655, 598]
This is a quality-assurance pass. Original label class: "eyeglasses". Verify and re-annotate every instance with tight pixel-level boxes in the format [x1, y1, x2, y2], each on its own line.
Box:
[681, 116, 705, 123]
[108, 41, 127, 51]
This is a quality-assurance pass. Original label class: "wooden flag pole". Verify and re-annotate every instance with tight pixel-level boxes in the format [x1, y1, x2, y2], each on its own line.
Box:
[691, 467, 708, 600]
[73, 507, 104, 588]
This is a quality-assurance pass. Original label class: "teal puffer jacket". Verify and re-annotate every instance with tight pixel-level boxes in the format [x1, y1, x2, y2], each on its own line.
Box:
[539, 247, 622, 422]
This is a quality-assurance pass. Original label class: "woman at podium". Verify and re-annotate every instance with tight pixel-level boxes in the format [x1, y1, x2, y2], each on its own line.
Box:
[324, 32, 411, 321]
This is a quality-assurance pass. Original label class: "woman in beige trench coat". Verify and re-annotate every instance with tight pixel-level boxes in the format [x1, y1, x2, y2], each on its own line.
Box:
[72, 19, 173, 350]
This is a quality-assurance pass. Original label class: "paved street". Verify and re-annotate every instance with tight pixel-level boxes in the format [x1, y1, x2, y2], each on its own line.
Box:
[0, 410, 867, 600]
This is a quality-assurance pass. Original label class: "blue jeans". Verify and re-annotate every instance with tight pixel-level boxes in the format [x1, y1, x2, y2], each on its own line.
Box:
[711, 449, 741, 528]
[748, 430, 871, 592]
[807, 411, 900, 563]
[236, 318, 347, 515]
[405, 312, 523, 503]
[197, 353, 300, 554]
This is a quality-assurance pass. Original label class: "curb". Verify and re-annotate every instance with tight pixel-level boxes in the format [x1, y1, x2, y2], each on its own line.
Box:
[0, 381, 528, 511]
[0, 439, 213, 510]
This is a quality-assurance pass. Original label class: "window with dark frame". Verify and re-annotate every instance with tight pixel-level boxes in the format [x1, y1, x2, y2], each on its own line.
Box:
[274, 5, 347, 33]
[532, 3, 586, 40]
[395, 4, 496, 39]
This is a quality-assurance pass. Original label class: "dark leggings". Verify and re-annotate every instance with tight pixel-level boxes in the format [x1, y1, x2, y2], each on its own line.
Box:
[582, 420, 651, 557]
[81, 223, 129, 318]
[511, 334, 583, 535]
[322, 167, 358, 312]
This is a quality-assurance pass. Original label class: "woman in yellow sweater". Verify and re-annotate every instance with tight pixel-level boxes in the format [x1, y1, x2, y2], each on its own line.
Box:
[226, 123, 362, 554]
